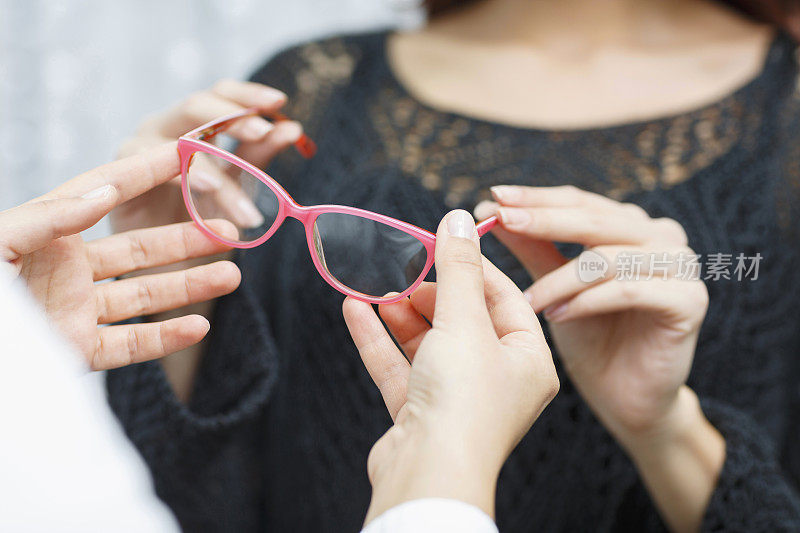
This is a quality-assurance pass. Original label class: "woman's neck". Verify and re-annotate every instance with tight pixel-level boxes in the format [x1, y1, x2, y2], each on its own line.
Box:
[426, 0, 767, 55]
[388, 0, 773, 129]
[430, 0, 643, 45]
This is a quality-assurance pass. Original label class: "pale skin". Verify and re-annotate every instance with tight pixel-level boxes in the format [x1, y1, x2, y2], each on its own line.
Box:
[115, 0, 766, 528]
[0, 144, 242, 370]
[474, 187, 721, 533]
[342, 210, 559, 525]
[390, 0, 772, 130]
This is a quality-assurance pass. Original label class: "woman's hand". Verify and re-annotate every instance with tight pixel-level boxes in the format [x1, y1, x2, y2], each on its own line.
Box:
[0, 143, 241, 370]
[110, 79, 302, 397]
[475, 186, 723, 532]
[112, 79, 303, 234]
[343, 210, 559, 525]
[475, 185, 708, 441]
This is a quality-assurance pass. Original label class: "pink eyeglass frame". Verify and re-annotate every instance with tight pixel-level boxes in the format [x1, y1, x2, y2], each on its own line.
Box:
[178, 109, 497, 304]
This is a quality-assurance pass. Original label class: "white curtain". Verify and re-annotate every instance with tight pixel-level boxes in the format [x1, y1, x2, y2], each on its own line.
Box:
[0, 0, 421, 231]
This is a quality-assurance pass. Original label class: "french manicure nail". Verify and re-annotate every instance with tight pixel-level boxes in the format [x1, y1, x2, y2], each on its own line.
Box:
[498, 207, 530, 227]
[382, 291, 401, 301]
[447, 210, 476, 239]
[237, 197, 265, 228]
[524, 291, 535, 307]
[491, 185, 518, 203]
[262, 87, 287, 103]
[81, 184, 114, 200]
[243, 118, 272, 139]
[473, 200, 498, 221]
[279, 121, 303, 142]
[544, 302, 568, 322]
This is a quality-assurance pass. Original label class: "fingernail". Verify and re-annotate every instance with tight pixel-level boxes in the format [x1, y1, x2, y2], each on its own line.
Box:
[381, 291, 402, 302]
[544, 302, 568, 322]
[81, 184, 115, 200]
[524, 291, 534, 307]
[278, 121, 303, 142]
[473, 200, 498, 221]
[237, 198, 265, 228]
[243, 117, 273, 139]
[498, 207, 530, 227]
[447, 209, 476, 239]
[491, 185, 519, 203]
[189, 170, 223, 192]
[262, 87, 287, 103]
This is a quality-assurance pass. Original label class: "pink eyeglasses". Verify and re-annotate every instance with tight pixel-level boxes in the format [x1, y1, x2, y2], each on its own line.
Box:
[178, 109, 497, 304]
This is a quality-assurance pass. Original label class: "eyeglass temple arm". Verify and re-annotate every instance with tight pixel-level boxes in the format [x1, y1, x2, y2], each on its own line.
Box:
[476, 215, 497, 236]
[185, 109, 317, 159]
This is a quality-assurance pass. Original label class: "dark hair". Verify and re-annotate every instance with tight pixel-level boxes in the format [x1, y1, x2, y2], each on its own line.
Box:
[425, 0, 800, 39]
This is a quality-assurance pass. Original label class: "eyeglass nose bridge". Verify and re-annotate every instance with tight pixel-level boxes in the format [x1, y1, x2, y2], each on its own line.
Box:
[280, 201, 317, 227]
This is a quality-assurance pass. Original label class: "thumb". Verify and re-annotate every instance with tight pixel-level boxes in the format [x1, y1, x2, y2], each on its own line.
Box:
[0, 185, 118, 262]
[432, 210, 491, 332]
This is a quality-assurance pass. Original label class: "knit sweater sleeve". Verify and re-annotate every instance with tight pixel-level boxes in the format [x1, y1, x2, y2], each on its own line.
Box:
[699, 398, 800, 532]
[105, 277, 279, 531]
[616, 396, 800, 532]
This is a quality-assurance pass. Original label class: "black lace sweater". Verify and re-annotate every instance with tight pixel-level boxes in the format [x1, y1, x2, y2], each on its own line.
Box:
[108, 31, 800, 532]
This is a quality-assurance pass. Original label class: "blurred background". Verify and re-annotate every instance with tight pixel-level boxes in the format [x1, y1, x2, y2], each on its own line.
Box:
[0, 0, 422, 236]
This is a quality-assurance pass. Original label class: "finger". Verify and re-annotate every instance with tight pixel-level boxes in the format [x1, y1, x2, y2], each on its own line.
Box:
[150, 85, 285, 140]
[413, 265, 547, 349]
[185, 124, 301, 231]
[184, 146, 268, 229]
[481, 258, 547, 346]
[42, 142, 180, 206]
[234, 120, 304, 168]
[217, 113, 274, 144]
[87, 220, 237, 281]
[184, 152, 230, 193]
[492, 225, 567, 280]
[494, 206, 654, 246]
[544, 278, 709, 325]
[474, 201, 566, 280]
[343, 297, 409, 421]
[117, 134, 173, 159]
[490, 185, 620, 209]
[409, 281, 436, 322]
[479, 195, 687, 248]
[378, 296, 431, 361]
[433, 210, 491, 333]
[211, 79, 287, 112]
[0, 187, 119, 262]
[526, 246, 688, 312]
[96, 260, 241, 324]
[93, 315, 210, 370]
[189, 166, 266, 230]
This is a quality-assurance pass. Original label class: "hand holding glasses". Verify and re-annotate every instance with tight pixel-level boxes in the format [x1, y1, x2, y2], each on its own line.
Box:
[179, 109, 497, 303]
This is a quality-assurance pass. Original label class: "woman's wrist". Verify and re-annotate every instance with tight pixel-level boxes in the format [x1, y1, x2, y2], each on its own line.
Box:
[615, 386, 726, 532]
[615, 386, 721, 460]
[365, 417, 501, 526]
